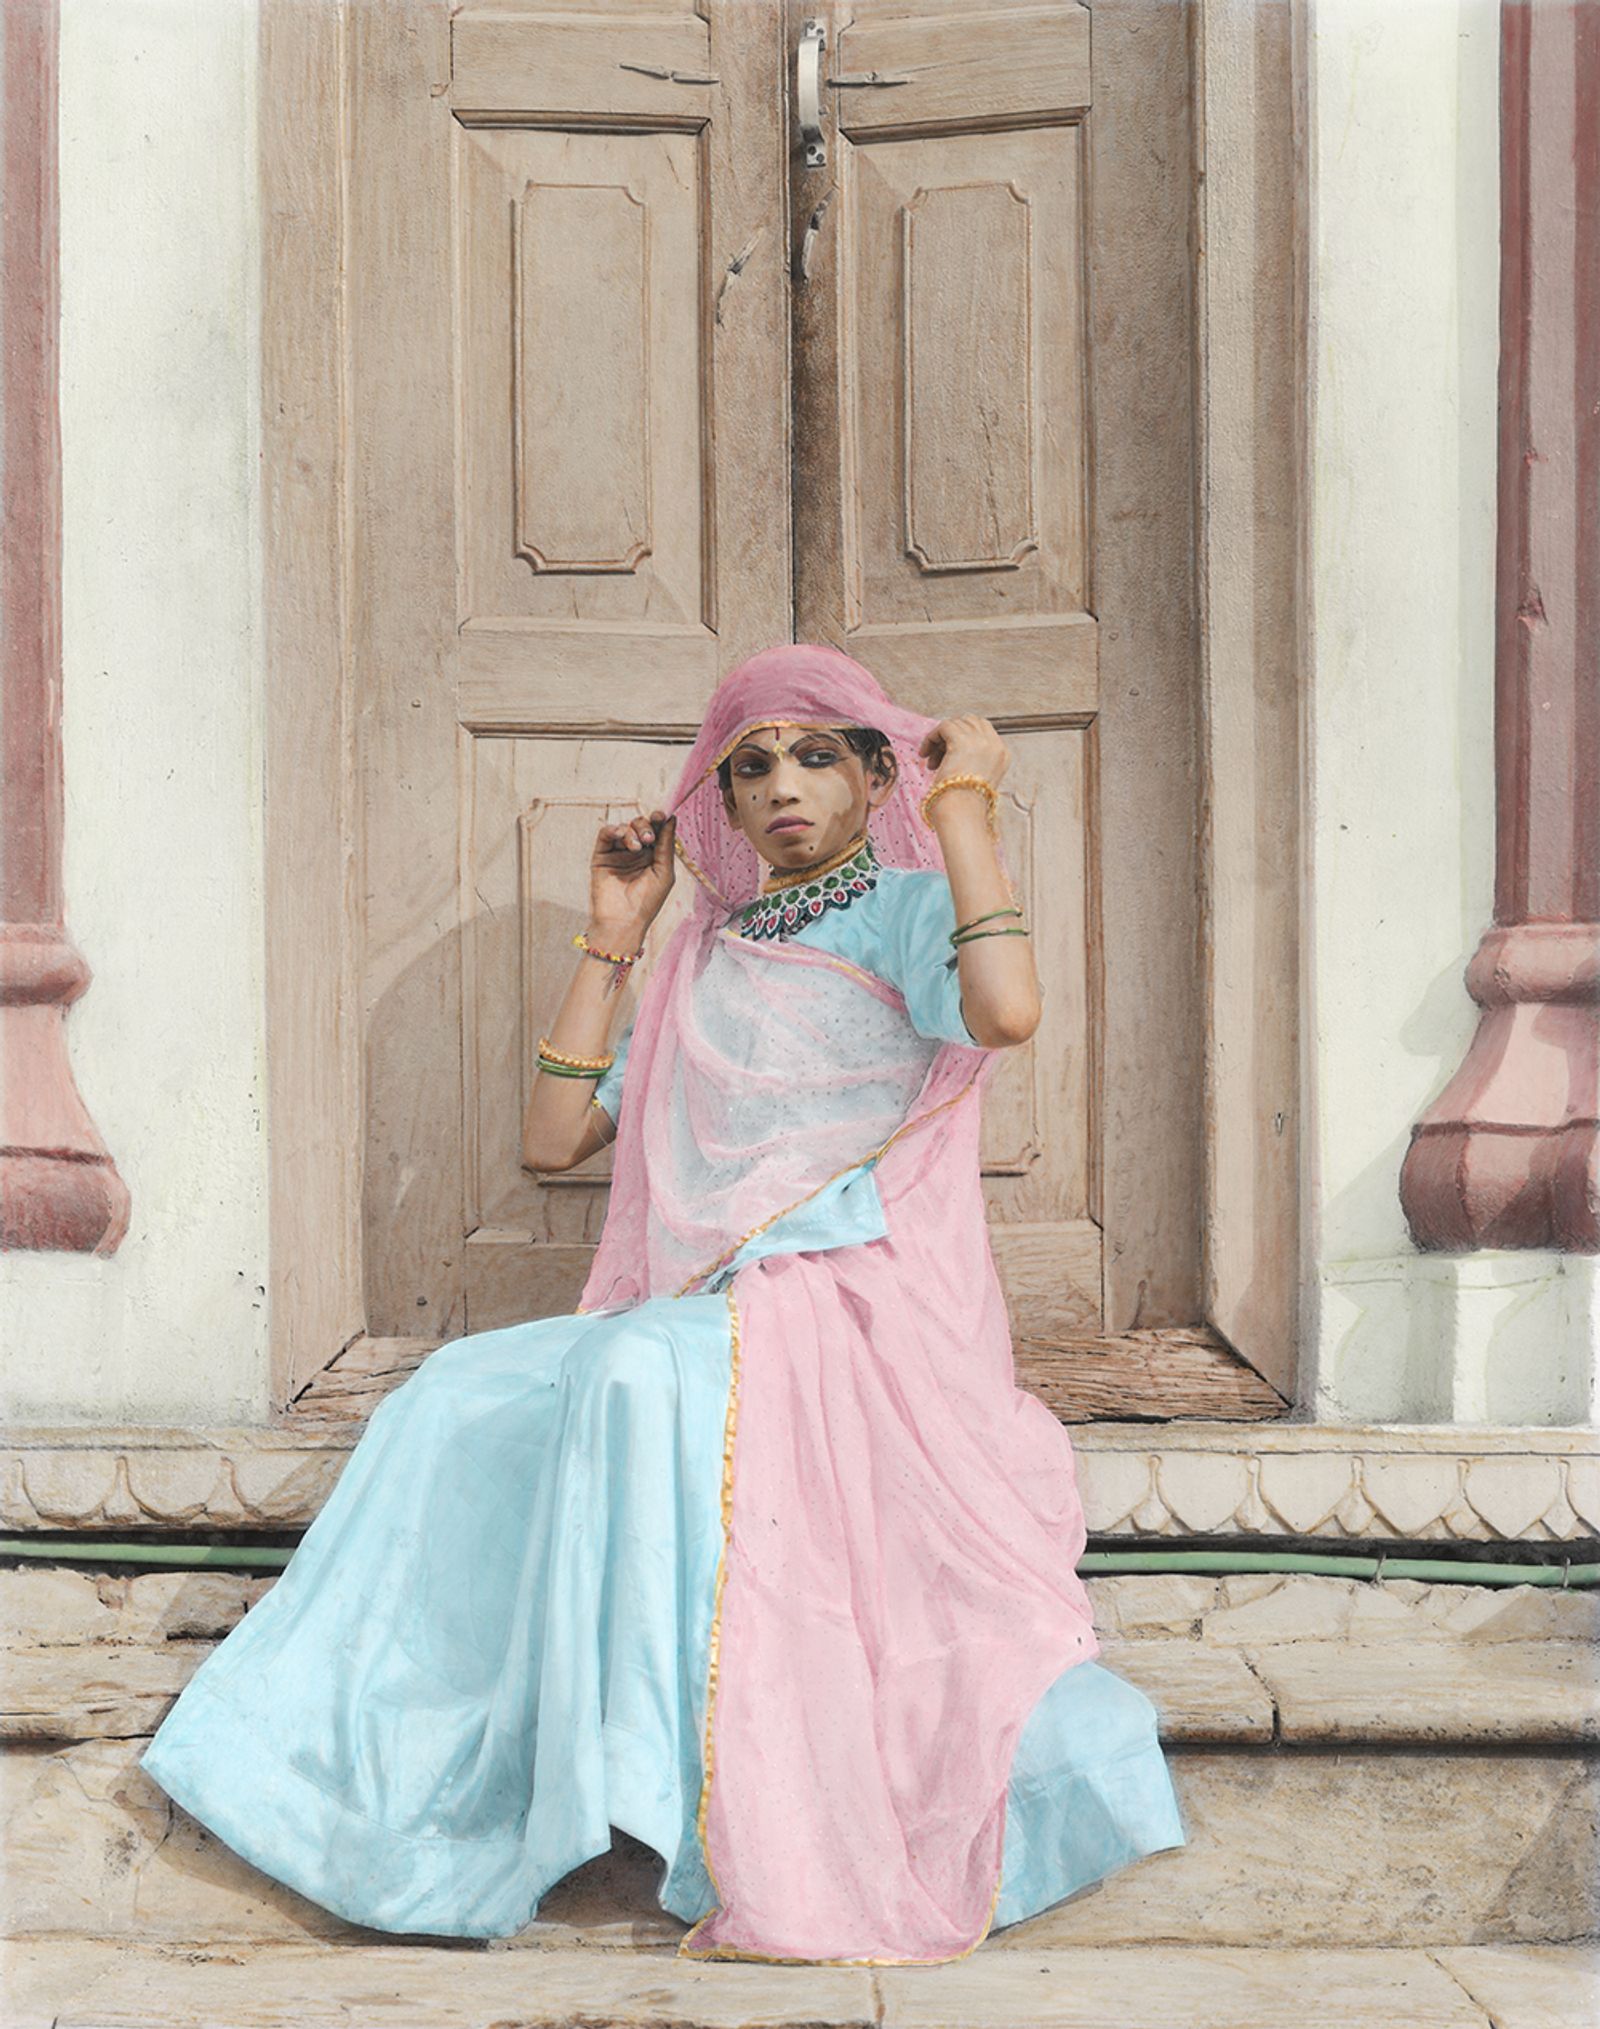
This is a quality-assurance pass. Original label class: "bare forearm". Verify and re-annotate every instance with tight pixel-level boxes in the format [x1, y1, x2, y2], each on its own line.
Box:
[522, 806, 675, 1174]
[520, 918, 644, 1172]
[931, 793, 1040, 1048]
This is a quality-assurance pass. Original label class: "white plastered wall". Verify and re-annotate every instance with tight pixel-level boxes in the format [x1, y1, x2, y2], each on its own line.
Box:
[0, 0, 269, 1426]
[1303, 0, 1597, 1426]
[6, 0, 1592, 1436]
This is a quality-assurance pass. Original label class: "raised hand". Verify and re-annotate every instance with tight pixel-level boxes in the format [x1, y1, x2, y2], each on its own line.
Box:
[917, 713, 1010, 789]
[589, 809, 676, 938]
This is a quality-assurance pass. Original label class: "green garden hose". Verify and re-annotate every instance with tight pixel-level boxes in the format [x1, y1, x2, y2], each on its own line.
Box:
[2, 1537, 1595, 1585]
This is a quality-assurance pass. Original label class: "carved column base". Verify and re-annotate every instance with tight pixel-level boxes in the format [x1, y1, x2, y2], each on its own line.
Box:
[0, 925, 129, 1255]
[1401, 924, 1600, 1252]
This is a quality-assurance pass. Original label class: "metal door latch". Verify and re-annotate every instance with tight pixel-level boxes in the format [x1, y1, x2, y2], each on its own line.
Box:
[794, 186, 835, 286]
[617, 62, 719, 86]
[799, 19, 827, 169]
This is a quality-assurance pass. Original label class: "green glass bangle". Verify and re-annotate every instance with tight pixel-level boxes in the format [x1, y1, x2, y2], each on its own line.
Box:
[949, 904, 1024, 944]
[950, 925, 1031, 946]
[536, 1056, 606, 1080]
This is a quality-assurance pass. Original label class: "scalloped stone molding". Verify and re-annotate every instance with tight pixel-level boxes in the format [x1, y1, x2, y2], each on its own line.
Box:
[2, 1424, 1595, 1542]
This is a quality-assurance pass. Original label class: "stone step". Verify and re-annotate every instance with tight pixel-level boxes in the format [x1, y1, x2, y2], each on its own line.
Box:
[3, 1935, 1594, 2029]
[7, 1630, 1597, 1749]
[4, 1571, 1596, 1955]
[4, 1567, 1598, 1747]
[5, 1731, 1595, 1954]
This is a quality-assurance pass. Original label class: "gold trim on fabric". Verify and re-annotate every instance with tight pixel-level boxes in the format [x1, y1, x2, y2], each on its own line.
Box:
[715, 925, 904, 1004]
[680, 1882, 1004, 1968]
[678, 1284, 743, 1959]
[672, 1070, 983, 1299]
[692, 718, 864, 796]
[676, 1280, 1006, 1967]
[574, 858, 1004, 1959]
[578, 931, 976, 1314]
[672, 832, 736, 911]
[804, 953, 895, 997]
[757, 828, 870, 895]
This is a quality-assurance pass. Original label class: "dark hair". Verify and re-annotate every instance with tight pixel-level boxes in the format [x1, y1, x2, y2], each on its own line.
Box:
[717, 724, 895, 797]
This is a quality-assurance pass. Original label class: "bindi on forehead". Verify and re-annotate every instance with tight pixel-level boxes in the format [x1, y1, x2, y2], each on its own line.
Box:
[733, 724, 847, 758]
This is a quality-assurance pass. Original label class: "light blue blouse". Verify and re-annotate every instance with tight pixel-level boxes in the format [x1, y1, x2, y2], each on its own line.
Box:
[592, 869, 982, 1289]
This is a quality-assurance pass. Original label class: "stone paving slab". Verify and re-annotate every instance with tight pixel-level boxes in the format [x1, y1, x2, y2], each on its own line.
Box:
[0, 1570, 274, 1647]
[1, 1640, 215, 1741]
[1097, 1639, 1276, 1739]
[11, 1937, 1591, 2029]
[24, 1629, 1595, 1749]
[875, 1947, 1492, 2027]
[10, 1567, 1599, 1654]
[1245, 1639, 1600, 1744]
[1127, 1570, 1600, 1646]
[3, 1937, 878, 2029]
[1432, 1944, 1600, 2029]
[1007, 1752, 1598, 1952]
[12, 1570, 1600, 1749]
[5, 1737, 1594, 1951]
[2, 1626, 1288, 1747]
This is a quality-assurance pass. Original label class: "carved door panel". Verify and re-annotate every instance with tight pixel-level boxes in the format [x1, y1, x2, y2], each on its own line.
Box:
[786, 0, 1201, 1349]
[351, 1, 789, 1336]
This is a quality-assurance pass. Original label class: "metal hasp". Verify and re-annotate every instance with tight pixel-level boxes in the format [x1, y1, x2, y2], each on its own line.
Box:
[828, 71, 910, 90]
[798, 18, 827, 169]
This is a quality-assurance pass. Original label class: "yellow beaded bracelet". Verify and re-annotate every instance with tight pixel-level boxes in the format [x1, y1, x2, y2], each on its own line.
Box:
[572, 929, 646, 968]
[920, 772, 999, 833]
[536, 1035, 616, 1072]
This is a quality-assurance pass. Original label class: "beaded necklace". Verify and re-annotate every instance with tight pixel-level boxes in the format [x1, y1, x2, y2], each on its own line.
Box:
[733, 833, 880, 942]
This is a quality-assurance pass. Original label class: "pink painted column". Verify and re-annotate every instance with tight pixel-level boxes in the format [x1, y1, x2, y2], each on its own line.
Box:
[1401, 0, 1599, 1253]
[1, 0, 128, 1253]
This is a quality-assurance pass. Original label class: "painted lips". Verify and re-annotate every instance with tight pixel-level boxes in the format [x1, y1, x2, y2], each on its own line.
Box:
[766, 818, 811, 834]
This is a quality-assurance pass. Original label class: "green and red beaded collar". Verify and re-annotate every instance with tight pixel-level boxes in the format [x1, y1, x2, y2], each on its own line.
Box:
[732, 833, 880, 942]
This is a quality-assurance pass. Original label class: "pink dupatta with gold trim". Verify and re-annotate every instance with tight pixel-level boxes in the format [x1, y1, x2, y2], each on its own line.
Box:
[578, 646, 1098, 1963]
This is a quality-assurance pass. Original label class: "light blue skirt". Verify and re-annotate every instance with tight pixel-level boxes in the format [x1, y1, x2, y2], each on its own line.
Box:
[141, 1296, 1186, 1942]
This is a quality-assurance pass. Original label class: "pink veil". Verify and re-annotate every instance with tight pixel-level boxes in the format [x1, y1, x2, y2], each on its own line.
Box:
[578, 645, 1100, 1965]
[666, 640, 959, 920]
[579, 642, 1005, 1310]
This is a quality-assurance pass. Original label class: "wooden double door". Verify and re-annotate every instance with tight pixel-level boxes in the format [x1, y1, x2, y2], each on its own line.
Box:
[348, 0, 1209, 1391]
